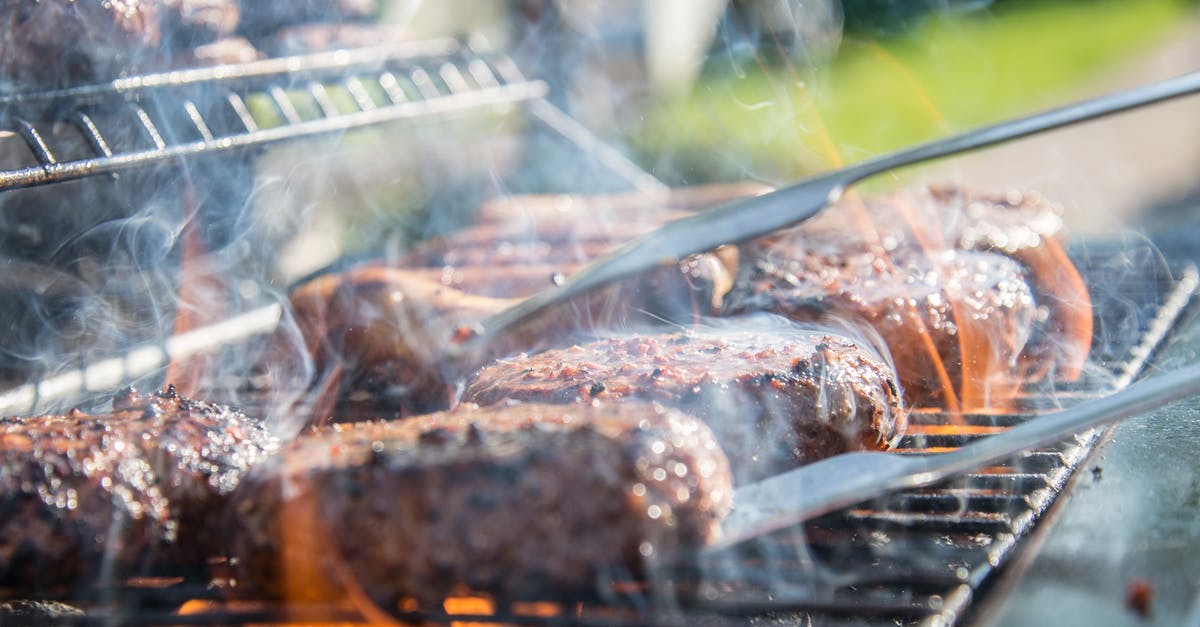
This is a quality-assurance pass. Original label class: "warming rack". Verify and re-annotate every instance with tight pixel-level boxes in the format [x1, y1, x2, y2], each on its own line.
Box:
[0, 37, 664, 196]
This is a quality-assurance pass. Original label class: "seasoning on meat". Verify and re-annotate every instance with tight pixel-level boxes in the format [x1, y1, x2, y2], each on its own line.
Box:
[266, 186, 766, 418]
[463, 319, 906, 483]
[0, 386, 277, 595]
[728, 247, 1036, 409]
[727, 185, 1090, 409]
[229, 401, 732, 606]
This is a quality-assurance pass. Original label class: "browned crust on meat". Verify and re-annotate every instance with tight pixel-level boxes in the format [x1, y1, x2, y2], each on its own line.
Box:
[728, 247, 1036, 410]
[230, 401, 732, 606]
[463, 322, 906, 483]
[0, 387, 277, 596]
[775, 185, 1091, 383]
[730, 184, 1088, 409]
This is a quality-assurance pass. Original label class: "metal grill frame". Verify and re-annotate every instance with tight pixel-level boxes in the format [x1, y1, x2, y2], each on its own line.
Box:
[0, 38, 665, 197]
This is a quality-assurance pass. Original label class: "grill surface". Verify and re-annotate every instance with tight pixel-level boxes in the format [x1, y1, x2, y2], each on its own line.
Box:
[0, 40, 1195, 627]
[0, 39, 545, 191]
[5, 244, 1193, 627]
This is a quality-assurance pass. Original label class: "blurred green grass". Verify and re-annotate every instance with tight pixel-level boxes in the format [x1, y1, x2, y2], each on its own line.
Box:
[636, 0, 1196, 184]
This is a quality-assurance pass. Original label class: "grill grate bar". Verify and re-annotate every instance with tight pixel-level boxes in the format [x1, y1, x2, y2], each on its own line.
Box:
[182, 101, 215, 142]
[0, 42, 548, 192]
[69, 111, 114, 157]
[14, 118, 56, 164]
[307, 82, 341, 118]
[132, 105, 168, 149]
[344, 76, 378, 111]
[267, 86, 303, 125]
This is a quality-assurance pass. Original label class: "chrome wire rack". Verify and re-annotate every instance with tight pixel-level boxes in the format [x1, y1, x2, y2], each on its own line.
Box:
[0, 39, 554, 192]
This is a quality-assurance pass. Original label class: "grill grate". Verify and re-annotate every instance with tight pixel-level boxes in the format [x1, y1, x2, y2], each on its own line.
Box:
[0, 36, 1193, 627]
[0, 39, 549, 192]
[8, 248, 1195, 627]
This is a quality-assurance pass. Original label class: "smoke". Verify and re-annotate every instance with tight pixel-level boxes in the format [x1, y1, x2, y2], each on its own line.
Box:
[714, 0, 845, 76]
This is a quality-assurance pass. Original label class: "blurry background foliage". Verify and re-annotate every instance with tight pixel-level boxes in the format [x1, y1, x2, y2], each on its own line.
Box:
[633, 0, 1198, 185]
[297, 0, 1197, 271]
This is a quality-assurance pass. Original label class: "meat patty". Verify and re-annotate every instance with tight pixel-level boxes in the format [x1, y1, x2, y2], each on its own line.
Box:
[266, 262, 718, 419]
[887, 185, 1092, 382]
[268, 187, 774, 419]
[727, 247, 1037, 409]
[0, 386, 277, 596]
[729, 185, 1088, 409]
[406, 185, 765, 304]
[463, 319, 906, 483]
[230, 401, 732, 606]
[748, 185, 1090, 381]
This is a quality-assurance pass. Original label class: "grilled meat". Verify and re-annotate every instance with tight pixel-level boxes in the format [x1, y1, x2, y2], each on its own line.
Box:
[727, 247, 1037, 409]
[407, 185, 766, 299]
[0, 387, 277, 595]
[728, 185, 1089, 409]
[463, 319, 906, 483]
[269, 186, 768, 418]
[269, 264, 680, 417]
[230, 401, 732, 606]
[890, 185, 1092, 382]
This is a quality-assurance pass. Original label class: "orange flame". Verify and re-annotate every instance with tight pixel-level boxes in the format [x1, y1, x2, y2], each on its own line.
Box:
[748, 36, 972, 413]
[165, 177, 226, 396]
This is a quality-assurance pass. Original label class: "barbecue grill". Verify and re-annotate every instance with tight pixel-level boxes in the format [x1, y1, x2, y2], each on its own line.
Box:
[1, 27, 1198, 627]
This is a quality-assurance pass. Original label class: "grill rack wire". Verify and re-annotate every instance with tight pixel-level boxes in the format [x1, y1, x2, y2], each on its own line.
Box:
[0, 41, 1195, 627]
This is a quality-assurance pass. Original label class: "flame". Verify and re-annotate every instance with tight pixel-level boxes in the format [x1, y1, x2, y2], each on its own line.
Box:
[746, 37, 973, 413]
[855, 38, 951, 135]
[510, 602, 562, 618]
[906, 424, 1006, 436]
[165, 177, 227, 396]
[276, 468, 409, 626]
[443, 596, 497, 627]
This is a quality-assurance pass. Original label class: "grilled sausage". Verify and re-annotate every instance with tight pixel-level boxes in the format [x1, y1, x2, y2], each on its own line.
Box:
[268, 186, 770, 418]
[729, 185, 1088, 409]
[727, 247, 1037, 410]
[463, 318, 906, 483]
[0, 386, 277, 595]
[230, 401, 733, 606]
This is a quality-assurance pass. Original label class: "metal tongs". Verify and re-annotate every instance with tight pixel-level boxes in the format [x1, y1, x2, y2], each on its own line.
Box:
[443, 70, 1200, 366]
[712, 362, 1200, 551]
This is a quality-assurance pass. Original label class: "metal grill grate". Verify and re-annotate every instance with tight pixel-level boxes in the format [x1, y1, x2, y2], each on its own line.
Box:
[7, 248, 1193, 627]
[0, 39, 549, 192]
[0, 36, 1193, 627]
